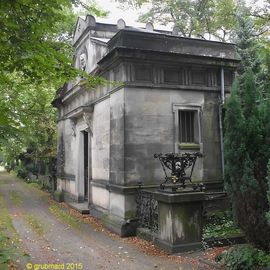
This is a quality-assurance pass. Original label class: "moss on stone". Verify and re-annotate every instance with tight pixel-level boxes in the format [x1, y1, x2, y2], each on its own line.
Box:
[101, 213, 110, 227]
[179, 143, 200, 150]
[174, 205, 201, 241]
[125, 210, 136, 219]
[53, 191, 63, 202]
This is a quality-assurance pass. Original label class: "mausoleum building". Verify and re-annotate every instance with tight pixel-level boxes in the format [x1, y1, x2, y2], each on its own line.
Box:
[52, 15, 239, 236]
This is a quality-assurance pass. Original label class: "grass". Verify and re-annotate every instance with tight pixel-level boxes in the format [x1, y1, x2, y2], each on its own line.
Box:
[27, 182, 41, 189]
[24, 214, 44, 236]
[0, 193, 29, 269]
[22, 181, 48, 199]
[49, 203, 81, 229]
[9, 191, 23, 206]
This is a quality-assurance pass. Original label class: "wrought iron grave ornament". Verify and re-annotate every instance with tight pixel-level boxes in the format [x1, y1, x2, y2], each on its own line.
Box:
[154, 152, 205, 192]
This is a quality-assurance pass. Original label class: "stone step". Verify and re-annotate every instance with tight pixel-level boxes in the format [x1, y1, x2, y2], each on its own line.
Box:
[67, 202, 89, 215]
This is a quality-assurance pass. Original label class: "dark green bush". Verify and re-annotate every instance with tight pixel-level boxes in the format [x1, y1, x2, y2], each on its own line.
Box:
[224, 72, 270, 252]
[267, 161, 270, 225]
[4, 165, 11, 172]
[16, 168, 28, 179]
[53, 191, 64, 202]
[217, 245, 270, 270]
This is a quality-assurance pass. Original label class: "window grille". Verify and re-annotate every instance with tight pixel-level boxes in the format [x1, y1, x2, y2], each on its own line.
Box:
[179, 110, 195, 143]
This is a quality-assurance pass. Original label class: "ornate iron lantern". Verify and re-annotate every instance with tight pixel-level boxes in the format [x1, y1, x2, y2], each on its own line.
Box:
[154, 152, 205, 192]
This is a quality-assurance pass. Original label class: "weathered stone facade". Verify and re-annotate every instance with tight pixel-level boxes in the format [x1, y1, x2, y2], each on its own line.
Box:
[53, 15, 239, 236]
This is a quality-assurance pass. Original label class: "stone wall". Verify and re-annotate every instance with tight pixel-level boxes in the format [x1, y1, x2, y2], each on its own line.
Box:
[92, 98, 110, 180]
[109, 88, 125, 185]
[124, 87, 209, 185]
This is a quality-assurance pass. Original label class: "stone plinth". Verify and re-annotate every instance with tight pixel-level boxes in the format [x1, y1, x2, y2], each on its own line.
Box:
[153, 190, 205, 253]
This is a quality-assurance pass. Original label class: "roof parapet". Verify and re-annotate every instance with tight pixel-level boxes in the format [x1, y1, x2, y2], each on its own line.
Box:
[117, 19, 126, 29]
[145, 22, 154, 31]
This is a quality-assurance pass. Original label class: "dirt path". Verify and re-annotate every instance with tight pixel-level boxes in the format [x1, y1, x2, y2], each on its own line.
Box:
[0, 171, 210, 270]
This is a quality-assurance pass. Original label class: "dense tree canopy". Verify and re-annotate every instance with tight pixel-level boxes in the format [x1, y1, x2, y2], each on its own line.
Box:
[0, 0, 107, 86]
[0, 0, 107, 168]
[116, 0, 270, 41]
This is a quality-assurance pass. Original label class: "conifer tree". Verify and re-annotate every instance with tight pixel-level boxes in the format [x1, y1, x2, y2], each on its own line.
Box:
[223, 5, 270, 252]
[224, 70, 270, 252]
[267, 161, 270, 224]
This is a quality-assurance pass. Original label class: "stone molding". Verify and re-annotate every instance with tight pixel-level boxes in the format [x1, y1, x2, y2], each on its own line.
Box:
[83, 112, 93, 135]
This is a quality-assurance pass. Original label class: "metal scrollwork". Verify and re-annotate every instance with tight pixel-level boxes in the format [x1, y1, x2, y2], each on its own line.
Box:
[154, 152, 205, 192]
[136, 183, 158, 233]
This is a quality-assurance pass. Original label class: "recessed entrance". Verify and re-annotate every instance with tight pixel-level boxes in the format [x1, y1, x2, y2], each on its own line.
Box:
[83, 130, 88, 200]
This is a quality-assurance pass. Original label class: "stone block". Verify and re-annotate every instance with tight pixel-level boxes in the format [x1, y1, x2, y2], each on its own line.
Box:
[154, 191, 205, 253]
[89, 204, 139, 237]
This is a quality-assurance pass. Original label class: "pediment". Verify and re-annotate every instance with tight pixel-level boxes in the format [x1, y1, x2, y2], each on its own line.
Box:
[73, 15, 96, 45]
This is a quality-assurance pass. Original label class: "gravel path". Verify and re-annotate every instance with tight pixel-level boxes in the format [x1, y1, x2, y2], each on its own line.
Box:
[0, 171, 209, 270]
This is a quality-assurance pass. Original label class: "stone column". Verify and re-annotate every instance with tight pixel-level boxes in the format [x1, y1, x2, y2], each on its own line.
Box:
[153, 190, 205, 253]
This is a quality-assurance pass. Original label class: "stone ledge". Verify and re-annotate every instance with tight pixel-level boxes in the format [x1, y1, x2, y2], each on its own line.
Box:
[89, 180, 223, 195]
[57, 174, 75, 181]
[90, 180, 159, 194]
[136, 228, 205, 254]
[204, 234, 246, 248]
[153, 190, 205, 203]
[155, 238, 202, 253]
[89, 204, 139, 237]
[125, 82, 226, 93]
[179, 143, 201, 150]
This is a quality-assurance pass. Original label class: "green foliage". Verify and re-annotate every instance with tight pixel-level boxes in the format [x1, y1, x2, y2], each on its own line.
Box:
[0, 73, 58, 176]
[224, 71, 270, 252]
[203, 212, 241, 239]
[0, 0, 108, 87]
[234, 7, 262, 77]
[27, 182, 41, 189]
[224, 4, 270, 252]
[115, 0, 269, 42]
[53, 190, 64, 202]
[0, 0, 74, 86]
[217, 245, 270, 270]
[266, 161, 270, 224]
[138, 0, 237, 41]
[0, 193, 23, 269]
[24, 214, 44, 236]
[0, 0, 108, 175]
[49, 203, 81, 229]
[247, 0, 270, 38]
[223, 80, 245, 199]
[9, 190, 23, 206]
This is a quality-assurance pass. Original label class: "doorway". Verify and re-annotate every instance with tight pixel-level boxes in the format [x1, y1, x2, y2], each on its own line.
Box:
[83, 131, 88, 200]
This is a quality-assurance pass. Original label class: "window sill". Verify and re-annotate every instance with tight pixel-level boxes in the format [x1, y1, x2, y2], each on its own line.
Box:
[179, 143, 201, 150]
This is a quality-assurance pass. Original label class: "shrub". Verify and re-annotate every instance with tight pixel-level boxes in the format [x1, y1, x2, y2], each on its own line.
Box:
[4, 165, 11, 173]
[15, 166, 28, 179]
[217, 245, 270, 270]
[53, 191, 64, 202]
[203, 211, 241, 239]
